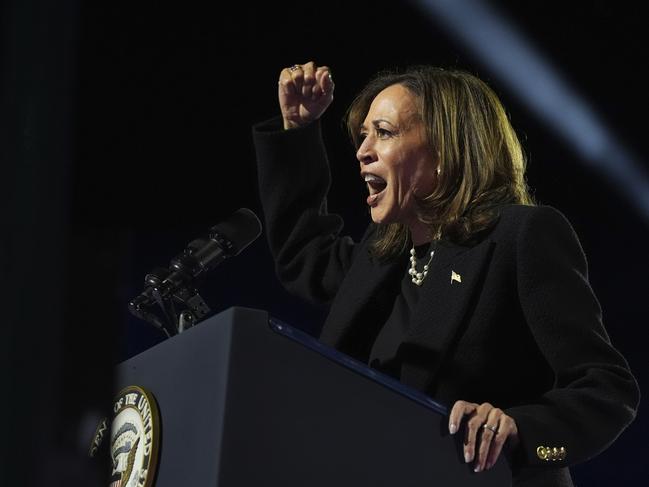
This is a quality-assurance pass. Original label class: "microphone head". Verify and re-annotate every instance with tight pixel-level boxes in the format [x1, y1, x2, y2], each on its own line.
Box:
[210, 208, 262, 256]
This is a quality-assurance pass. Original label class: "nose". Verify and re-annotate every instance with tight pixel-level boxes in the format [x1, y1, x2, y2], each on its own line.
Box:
[356, 135, 377, 165]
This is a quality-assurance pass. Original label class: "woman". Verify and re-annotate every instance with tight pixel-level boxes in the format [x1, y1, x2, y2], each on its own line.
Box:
[252, 62, 639, 486]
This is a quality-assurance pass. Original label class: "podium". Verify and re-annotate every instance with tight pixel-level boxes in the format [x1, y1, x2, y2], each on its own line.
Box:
[116, 307, 511, 486]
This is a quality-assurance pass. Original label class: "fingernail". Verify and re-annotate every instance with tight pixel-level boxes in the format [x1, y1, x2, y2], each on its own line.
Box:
[464, 451, 471, 463]
[474, 464, 482, 473]
[485, 461, 492, 470]
[449, 423, 457, 435]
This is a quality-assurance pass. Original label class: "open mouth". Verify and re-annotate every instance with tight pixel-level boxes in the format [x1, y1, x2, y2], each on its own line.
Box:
[364, 174, 387, 205]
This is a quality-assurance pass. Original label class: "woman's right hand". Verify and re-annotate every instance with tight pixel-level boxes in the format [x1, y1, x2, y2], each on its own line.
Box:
[278, 61, 334, 130]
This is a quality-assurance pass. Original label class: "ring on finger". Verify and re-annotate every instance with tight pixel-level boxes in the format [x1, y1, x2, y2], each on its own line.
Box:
[289, 64, 301, 72]
[482, 424, 498, 434]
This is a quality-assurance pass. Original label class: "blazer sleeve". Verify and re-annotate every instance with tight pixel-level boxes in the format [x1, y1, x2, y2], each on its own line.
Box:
[252, 116, 363, 304]
[505, 206, 640, 468]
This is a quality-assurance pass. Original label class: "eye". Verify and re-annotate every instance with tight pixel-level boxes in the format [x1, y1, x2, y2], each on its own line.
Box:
[376, 128, 392, 138]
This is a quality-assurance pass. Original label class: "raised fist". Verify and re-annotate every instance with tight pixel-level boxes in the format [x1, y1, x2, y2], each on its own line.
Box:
[278, 61, 334, 130]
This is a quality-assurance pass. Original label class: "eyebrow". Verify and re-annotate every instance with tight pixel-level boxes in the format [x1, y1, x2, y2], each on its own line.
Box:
[360, 119, 397, 131]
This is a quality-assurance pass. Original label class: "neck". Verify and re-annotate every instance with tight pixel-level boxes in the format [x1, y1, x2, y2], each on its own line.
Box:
[410, 222, 435, 246]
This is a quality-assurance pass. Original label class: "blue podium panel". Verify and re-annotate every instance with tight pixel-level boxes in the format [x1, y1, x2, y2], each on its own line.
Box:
[116, 307, 511, 486]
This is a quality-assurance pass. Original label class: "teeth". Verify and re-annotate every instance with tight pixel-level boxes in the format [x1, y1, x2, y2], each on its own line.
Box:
[363, 174, 385, 183]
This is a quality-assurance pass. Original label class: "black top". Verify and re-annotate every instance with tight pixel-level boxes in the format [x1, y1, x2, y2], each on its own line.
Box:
[369, 242, 434, 378]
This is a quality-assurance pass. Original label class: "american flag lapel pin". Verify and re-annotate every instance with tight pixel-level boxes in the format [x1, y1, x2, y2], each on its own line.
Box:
[451, 270, 462, 284]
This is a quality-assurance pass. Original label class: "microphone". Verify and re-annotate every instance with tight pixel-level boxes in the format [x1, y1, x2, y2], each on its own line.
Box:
[165, 207, 262, 287]
[128, 208, 262, 330]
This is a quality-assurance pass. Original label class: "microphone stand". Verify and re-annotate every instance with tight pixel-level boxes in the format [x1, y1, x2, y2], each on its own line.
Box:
[129, 267, 211, 337]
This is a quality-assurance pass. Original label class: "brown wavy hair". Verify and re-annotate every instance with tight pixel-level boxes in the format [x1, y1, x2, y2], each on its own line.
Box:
[345, 66, 535, 260]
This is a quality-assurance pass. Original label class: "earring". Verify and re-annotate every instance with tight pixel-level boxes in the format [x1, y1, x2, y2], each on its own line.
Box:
[436, 167, 441, 175]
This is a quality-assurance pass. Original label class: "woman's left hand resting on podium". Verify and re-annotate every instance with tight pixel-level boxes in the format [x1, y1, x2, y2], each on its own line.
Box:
[449, 400, 520, 473]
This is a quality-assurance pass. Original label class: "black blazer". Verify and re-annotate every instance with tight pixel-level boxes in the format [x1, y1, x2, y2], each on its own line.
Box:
[253, 116, 639, 486]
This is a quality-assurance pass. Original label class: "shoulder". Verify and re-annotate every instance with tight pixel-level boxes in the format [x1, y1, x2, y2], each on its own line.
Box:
[492, 204, 578, 241]
[494, 204, 588, 273]
[497, 204, 571, 226]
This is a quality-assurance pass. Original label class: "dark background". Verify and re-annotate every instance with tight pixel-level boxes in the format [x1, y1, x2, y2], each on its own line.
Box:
[2, 0, 647, 484]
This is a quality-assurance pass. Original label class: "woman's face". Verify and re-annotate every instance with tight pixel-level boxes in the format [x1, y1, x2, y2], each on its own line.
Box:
[357, 84, 436, 228]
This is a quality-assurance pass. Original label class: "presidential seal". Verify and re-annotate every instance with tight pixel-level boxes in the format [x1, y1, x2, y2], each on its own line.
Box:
[108, 386, 160, 487]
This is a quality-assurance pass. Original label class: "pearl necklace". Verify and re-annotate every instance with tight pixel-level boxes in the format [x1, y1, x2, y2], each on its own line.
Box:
[408, 245, 435, 286]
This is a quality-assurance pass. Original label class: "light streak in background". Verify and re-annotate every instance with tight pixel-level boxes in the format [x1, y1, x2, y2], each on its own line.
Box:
[412, 0, 649, 220]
